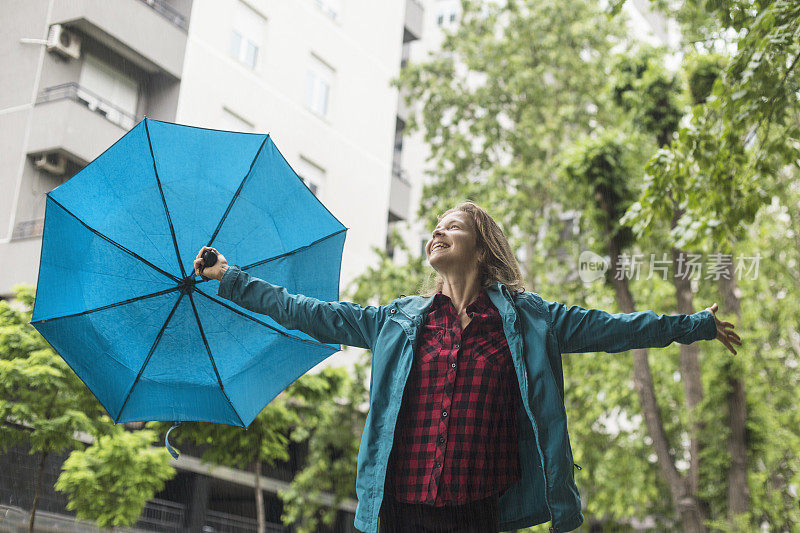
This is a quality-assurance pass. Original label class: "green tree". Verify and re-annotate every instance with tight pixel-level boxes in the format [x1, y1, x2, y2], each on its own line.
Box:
[279, 365, 368, 533]
[395, 0, 628, 242]
[0, 286, 114, 533]
[385, 0, 799, 530]
[53, 427, 175, 530]
[618, 0, 800, 526]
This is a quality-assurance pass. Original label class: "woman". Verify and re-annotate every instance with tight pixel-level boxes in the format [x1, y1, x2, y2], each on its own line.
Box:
[194, 201, 740, 533]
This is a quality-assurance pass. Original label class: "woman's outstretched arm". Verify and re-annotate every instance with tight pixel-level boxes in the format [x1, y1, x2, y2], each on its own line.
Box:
[542, 298, 740, 355]
[194, 247, 386, 350]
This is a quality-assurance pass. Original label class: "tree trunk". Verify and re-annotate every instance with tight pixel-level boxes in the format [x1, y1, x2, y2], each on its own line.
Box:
[671, 247, 709, 515]
[254, 458, 266, 533]
[717, 260, 750, 519]
[28, 451, 48, 533]
[599, 189, 707, 532]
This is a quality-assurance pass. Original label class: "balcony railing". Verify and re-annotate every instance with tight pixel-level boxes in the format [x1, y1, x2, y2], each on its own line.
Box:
[11, 218, 44, 241]
[391, 162, 411, 186]
[0, 504, 153, 532]
[134, 498, 185, 531]
[203, 509, 287, 533]
[0, 502, 290, 533]
[36, 82, 137, 130]
[135, 0, 189, 30]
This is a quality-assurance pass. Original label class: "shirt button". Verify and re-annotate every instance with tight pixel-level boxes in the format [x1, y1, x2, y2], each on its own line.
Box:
[434, 461, 441, 468]
[450, 362, 456, 368]
[454, 344, 460, 349]
[438, 436, 445, 444]
[442, 411, 447, 418]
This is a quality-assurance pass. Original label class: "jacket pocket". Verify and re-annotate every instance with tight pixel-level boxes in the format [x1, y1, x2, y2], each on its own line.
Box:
[471, 341, 511, 366]
[418, 327, 444, 365]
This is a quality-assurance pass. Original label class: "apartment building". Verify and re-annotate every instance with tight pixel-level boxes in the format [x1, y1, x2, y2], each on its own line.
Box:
[0, 0, 422, 531]
[0, 0, 191, 294]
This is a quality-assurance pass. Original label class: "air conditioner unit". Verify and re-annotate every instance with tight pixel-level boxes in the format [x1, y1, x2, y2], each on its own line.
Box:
[34, 152, 68, 175]
[46, 24, 81, 60]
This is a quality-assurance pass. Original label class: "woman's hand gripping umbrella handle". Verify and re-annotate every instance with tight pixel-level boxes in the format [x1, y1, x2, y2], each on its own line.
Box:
[194, 246, 229, 281]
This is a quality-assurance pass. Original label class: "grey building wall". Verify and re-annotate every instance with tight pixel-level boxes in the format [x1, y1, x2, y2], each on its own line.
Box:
[0, 0, 191, 298]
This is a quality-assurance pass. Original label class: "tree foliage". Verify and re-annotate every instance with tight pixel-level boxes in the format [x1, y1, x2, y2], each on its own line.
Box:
[383, 0, 800, 529]
[279, 365, 369, 532]
[0, 285, 116, 532]
[621, 0, 800, 253]
[54, 427, 175, 528]
[0, 285, 113, 452]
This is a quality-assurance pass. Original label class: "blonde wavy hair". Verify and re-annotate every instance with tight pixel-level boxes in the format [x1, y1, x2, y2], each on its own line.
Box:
[420, 201, 525, 296]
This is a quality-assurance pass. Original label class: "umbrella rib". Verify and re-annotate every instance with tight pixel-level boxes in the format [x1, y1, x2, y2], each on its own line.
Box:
[240, 227, 348, 270]
[144, 117, 187, 279]
[187, 293, 246, 428]
[115, 292, 184, 423]
[46, 195, 181, 283]
[30, 286, 181, 325]
[193, 289, 338, 351]
[206, 136, 269, 249]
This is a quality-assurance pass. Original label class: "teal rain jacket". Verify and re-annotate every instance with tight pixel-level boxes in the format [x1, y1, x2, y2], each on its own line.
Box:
[218, 265, 718, 533]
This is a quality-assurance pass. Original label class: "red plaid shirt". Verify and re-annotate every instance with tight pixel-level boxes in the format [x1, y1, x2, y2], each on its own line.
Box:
[385, 289, 523, 506]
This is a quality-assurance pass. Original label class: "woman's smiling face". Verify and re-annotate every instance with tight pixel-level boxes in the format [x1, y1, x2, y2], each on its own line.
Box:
[425, 210, 480, 272]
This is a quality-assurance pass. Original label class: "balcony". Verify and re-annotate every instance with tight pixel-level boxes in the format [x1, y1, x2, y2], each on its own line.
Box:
[134, 0, 188, 30]
[389, 162, 411, 222]
[404, 0, 424, 42]
[0, 501, 288, 533]
[50, 0, 190, 79]
[204, 509, 287, 532]
[28, 83, 132, 165]
[135, 498, 184, 531]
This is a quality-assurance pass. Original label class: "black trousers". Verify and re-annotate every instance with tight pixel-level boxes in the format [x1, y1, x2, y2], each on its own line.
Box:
[378, 493, 500, 533]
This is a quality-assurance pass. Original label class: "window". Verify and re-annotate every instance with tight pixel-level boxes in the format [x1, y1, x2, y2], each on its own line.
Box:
[306, 54, 334, 118]
[229, 1, 265, 70]
[394, 117, 406, 154]
[78, 55, 138, 129]
[436, 2, 460, 28]
[294, 156, 325, 198]
[315, 0, 341, 20]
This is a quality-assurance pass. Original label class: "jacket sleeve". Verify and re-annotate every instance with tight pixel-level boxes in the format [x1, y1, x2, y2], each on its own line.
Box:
[217, 265, 386, 350]
[541, 298, 718, 354]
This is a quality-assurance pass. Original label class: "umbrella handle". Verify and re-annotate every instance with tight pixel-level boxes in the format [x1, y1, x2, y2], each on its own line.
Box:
[165, 421, 181, 459]
[199, 249, 218, 281]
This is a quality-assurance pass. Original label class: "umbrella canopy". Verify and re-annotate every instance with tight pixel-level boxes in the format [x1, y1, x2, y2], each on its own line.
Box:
[30, 117, 346, 430]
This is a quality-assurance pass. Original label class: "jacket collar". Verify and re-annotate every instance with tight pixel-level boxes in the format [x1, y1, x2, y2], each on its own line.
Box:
[393, 281, 516, 321]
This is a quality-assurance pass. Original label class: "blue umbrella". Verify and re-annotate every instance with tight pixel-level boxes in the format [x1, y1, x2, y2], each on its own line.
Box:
[30, 118, 346, 454]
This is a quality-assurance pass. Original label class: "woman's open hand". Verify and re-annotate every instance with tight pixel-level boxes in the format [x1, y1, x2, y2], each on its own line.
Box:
[705, 303, 742, 355]
[194, 246, 229, 281]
